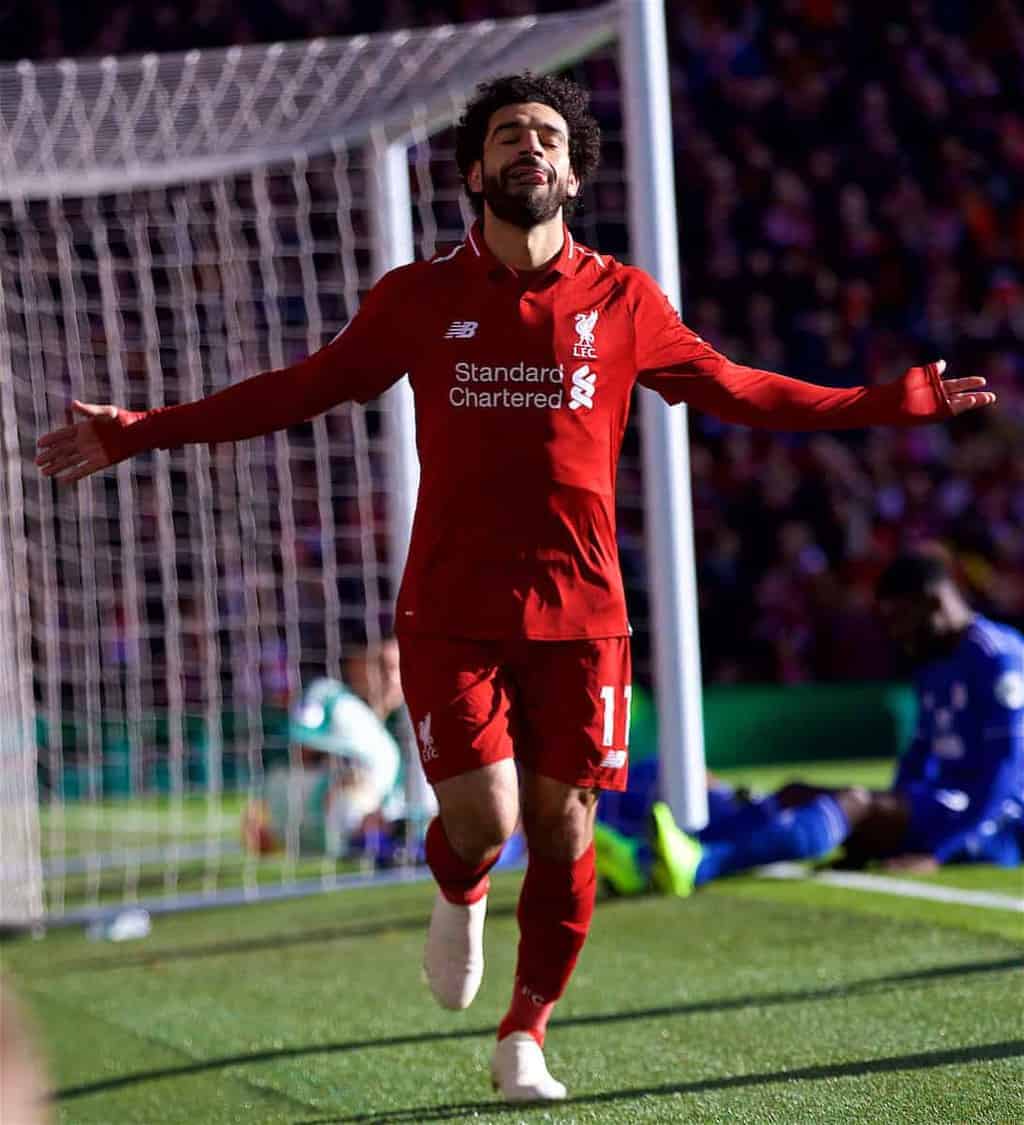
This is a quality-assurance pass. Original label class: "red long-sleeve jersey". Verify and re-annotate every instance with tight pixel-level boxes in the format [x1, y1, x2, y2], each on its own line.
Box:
[101, 222, 950, 639]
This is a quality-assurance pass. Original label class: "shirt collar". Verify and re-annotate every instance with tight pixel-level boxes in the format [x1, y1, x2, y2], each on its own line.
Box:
[463, 220, 578, 282]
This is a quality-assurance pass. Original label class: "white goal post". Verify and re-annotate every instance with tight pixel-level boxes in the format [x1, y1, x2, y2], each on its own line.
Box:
[0, 387, 43, 927]
[0, 0, 705, 927]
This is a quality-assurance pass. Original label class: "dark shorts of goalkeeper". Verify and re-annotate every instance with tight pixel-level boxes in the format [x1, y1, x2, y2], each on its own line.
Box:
[400, 635, 631, 792]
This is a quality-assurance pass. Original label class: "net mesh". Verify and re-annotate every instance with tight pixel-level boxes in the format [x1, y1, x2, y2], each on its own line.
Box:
[0, 9, 662, 922]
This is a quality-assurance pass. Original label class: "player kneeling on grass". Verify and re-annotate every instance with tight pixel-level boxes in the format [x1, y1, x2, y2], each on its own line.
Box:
[596, 546, 1024, 896]
[244, 642, 437, 864]
[242, 675, 409, 862]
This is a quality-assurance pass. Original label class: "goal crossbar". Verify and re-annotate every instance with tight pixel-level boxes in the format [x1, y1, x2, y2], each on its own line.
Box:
[0, 6, 617, 200]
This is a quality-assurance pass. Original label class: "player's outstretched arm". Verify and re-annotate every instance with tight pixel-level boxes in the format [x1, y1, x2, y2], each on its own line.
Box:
[647, 354, 995, 431]
[629, 272, 996, 429]
[35, 350, 345, 485]
[35, 267, 413, 485]
[35, 359, 345, 484]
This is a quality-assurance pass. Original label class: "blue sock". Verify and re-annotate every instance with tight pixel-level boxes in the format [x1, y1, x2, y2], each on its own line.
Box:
[695, 795, 850, 885]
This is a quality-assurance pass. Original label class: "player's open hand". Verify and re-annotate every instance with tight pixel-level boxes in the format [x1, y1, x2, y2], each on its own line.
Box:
[881, 853, 940, 874]
[35, 400, 120, 484]
[930, 359, 997, 416]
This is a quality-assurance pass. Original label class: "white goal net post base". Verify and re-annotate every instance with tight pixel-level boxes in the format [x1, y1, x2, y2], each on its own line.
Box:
[0, 0, 705, 927]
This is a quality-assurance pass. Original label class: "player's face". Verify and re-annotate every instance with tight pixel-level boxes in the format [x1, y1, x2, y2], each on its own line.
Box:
[297, 745, 331, 768]
[878, 592, 944, 664]
[469, 102, 579, 229]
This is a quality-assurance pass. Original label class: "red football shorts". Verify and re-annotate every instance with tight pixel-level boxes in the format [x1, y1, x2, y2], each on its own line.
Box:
[399, 635, 632, 791]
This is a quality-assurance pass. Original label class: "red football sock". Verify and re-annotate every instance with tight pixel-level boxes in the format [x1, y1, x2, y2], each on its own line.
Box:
[425, 817, 496, 905]
[498, 843, 597, 1047]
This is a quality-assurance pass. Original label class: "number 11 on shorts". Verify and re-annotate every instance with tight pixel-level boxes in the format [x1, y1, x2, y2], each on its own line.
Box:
[599, 684, 632, 747]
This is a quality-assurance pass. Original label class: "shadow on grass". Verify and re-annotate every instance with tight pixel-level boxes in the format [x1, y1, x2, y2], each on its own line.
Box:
[294, 1040, 1024, 1123]
[56, 954, 1024, 1101]
[46, 902, 518, 972]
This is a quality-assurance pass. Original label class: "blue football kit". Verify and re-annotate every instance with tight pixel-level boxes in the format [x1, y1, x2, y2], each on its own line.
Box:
[892, 615, 1024, 864]
[598, 615, 1024, 876]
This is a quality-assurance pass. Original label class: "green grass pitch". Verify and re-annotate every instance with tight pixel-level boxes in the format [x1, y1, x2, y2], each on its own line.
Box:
[5, 761, 1022, 1123]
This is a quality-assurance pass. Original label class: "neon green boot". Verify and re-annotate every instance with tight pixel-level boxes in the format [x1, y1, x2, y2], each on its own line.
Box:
[649, 801, 703, 898]
[593, 822, 648, 896]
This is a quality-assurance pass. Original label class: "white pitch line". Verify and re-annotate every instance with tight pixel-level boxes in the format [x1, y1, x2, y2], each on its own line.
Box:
[757, 863, 1024, 913]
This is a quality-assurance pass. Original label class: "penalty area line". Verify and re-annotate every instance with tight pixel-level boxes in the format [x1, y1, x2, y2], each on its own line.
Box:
[756, 863, 1024, 913]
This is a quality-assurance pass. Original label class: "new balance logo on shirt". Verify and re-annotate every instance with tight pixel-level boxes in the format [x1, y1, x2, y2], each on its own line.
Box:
[445, 320, 479, 339]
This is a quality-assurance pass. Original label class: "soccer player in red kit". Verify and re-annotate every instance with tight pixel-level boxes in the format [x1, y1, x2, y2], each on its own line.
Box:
[37, 74, 995, 1102]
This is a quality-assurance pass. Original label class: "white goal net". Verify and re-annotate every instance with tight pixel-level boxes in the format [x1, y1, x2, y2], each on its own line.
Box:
[0, 2, 695, 927]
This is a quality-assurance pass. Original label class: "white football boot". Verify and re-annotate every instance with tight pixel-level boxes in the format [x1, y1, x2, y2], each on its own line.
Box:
[422, 891, 487, 1010]
[490, 1032, 568, 1102]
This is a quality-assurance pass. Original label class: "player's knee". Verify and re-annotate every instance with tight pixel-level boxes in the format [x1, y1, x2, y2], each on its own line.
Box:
[445, 813, 517, 865]
[434, 761, 519, 864]
[441, 795, 519, 865]
[521, 785, 597, 862]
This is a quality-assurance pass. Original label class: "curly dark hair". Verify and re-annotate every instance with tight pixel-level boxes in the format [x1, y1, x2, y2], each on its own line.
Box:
[876, 543, 958, 600]
[454, 73, 602, 220]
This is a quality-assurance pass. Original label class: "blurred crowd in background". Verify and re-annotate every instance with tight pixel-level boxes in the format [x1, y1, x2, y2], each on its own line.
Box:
[5, 0, 1023, 686]
[666, 0, 1024, 681]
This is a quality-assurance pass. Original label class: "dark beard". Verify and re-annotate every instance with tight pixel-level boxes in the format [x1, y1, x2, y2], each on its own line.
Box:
[482, 165, 570, 229]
